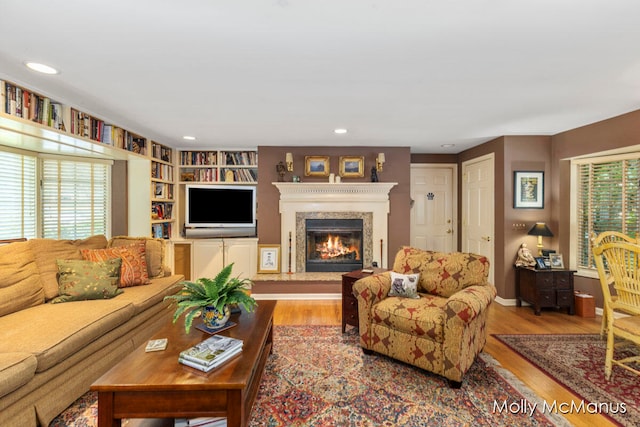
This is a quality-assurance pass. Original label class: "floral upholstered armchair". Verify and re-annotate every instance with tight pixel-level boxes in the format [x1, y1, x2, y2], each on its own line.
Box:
[353, 247, 496, 387]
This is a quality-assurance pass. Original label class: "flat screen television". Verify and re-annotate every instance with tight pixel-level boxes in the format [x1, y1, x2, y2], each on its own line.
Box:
[185, 184, 256, 238]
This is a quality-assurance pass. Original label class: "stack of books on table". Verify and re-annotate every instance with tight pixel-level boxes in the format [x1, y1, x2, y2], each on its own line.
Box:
[175, 417, 226, 427]
[178, 334, 243, 373]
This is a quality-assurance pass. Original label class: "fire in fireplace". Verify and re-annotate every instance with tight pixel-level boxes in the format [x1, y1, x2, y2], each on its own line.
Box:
[305, 218, 363, 272]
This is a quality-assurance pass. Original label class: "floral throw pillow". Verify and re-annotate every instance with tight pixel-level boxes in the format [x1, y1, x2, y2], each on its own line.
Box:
[81, 242, 150, 287]
[389, 272, 421, 299]
[52, 258, 123, 303]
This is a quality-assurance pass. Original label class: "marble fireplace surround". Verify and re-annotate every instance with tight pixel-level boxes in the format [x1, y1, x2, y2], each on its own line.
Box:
[273, 182, 397, 273]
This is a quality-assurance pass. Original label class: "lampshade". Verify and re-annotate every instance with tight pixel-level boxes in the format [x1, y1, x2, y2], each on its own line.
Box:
[527, 222, 554, 237]
[285, 152, 293, 172]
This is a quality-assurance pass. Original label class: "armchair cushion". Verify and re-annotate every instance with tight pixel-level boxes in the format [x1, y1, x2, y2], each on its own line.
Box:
[393, 247, 490, 297]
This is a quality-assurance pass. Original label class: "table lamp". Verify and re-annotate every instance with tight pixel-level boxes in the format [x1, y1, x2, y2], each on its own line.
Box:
[528, 222, 553, 256]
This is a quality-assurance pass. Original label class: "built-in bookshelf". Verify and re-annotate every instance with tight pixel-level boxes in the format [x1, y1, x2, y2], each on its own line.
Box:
[179, 150, 258, 183]
[0, 79, 173, 239]
[151, 142, 175, 239]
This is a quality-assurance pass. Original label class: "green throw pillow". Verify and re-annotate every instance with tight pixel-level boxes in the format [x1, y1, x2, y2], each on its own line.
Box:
[52, 258, 123, 303]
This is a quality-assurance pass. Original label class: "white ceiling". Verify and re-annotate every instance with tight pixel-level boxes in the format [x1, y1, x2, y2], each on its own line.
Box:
[1, 1, 640, 153]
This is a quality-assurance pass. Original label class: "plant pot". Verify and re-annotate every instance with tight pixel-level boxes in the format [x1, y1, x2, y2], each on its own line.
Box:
[202, 305, 230, 329]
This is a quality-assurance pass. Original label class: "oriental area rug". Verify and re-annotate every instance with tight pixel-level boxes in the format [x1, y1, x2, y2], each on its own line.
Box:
[494, 334, 640, 427]
[51, 326, 569, 427]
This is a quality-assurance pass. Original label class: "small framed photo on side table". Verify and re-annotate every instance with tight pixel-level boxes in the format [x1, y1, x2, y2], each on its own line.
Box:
[549, 253, 564, 269]
[258, 244, 280, 273]
[534, 256, 549, 270]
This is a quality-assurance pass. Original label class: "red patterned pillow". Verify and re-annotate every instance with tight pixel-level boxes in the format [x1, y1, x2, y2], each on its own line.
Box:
[81, 242, 150, 287]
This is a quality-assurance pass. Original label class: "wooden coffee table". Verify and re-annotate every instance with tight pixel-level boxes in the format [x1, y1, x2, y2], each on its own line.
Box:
[91, 300, 276, 427]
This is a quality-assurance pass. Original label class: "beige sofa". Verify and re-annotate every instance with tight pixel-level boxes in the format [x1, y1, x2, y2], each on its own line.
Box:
[0, 235, 184, 427]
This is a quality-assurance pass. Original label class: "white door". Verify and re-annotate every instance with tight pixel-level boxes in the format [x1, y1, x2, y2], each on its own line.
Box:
[461, 154, 495, 285]
[410, 164, 456, 252]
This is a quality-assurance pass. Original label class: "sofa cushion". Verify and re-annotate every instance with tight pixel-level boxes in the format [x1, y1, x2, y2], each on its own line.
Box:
[29, 235, 108, 301]
[109, 236, 166, 278]
[372, 294, 447, 342]
[0, 299, 134, 372]
[114, 275, 183, 315]
[0, 352, 37, 399]
[81, 242, 150, 287]
[0, 241, 45, 317]
[51, 258, 124, 303]
[389, 272, 420, 299]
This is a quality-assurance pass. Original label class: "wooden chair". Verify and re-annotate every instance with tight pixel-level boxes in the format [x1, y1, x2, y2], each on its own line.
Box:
[592, 239, 640, 379]
[591, 231, 639, 337]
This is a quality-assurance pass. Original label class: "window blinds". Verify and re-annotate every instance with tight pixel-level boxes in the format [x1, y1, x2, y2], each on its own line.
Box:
[0, 150, 37, 239]
[41, 158, 109, 239]
[577, 158, 640, 268]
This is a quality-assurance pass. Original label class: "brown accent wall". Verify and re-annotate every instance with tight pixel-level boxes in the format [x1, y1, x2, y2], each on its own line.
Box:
[256, 146, 411, 267]
[552, 109, 640, 307]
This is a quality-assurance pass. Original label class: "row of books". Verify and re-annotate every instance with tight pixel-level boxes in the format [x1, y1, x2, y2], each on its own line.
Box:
[221, 151, 257, 166]
[152, 202, 173, 220]
[152, 162, 173, 180]
[221, 168, 258, 182]
[153, 182, 174, 200]
[180, 168, 218, 182]
[181, 151, 217, 166]
[152, 143, 172, 162]
[152, 222, 172, 239]
[1, 81, 65, 130]
[178, 334, 243, 373]
[68, 108, 148, 154]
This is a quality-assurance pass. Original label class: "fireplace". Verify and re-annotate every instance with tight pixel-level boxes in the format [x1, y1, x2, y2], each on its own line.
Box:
[305, 219, 363, 272]
[274, 182, 397, 273]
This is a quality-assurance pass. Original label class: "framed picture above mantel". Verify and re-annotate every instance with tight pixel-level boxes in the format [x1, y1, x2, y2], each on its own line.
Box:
[513, 171, 544, 209]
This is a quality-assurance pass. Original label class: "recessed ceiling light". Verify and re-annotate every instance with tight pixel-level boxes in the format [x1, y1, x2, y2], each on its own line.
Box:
[183, 136, 196, 141]
[24, 62, 59, 75]
[334, 128, 348, 134]
[441, 144, 455, 148]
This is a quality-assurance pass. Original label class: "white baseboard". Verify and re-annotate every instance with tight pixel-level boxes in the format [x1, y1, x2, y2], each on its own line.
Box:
[252, 293, 342, 300]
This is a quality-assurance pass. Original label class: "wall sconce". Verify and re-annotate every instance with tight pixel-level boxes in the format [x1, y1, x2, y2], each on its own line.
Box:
[285, 152, 293, 172]
[376, 153, 385, 172]
[527, 222, 554, 256]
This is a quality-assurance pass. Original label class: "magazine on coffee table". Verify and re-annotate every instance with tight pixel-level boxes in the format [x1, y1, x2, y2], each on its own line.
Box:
[179, 334, 243, 372]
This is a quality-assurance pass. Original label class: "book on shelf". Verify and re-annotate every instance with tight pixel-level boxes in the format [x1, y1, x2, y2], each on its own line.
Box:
[178, 335, 243, 372]
[175, 417, 227, 427]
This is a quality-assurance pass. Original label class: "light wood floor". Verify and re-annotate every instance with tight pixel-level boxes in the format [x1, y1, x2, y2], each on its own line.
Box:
[273, 300, 614, 427]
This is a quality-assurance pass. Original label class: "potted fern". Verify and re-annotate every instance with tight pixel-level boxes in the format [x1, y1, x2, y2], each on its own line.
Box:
[164, 263, 257, 333]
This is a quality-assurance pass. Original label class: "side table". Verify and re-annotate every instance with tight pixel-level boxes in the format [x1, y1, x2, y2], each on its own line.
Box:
[516, 267, 576, 316]
[341, 268, 386, 332]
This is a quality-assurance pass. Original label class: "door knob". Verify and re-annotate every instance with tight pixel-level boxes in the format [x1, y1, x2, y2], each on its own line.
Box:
[482, 236, 491, 242]
[446, 229, 453, 234]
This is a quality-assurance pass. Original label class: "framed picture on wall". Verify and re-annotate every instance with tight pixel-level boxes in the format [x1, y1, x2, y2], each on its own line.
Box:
[305, 156, 330, 177]
[258, 244, 280, 273]
[339, 156, 364, 178]
[514, 171, 544, 209]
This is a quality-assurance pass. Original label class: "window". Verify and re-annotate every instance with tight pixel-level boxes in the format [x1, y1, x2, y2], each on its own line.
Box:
[41, 157, 110, 239]
[0, 150, 37, 239]
[574, 155, 640, 270]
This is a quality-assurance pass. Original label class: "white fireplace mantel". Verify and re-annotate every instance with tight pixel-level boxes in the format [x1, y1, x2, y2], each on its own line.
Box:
[273, 182, 397, 272]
